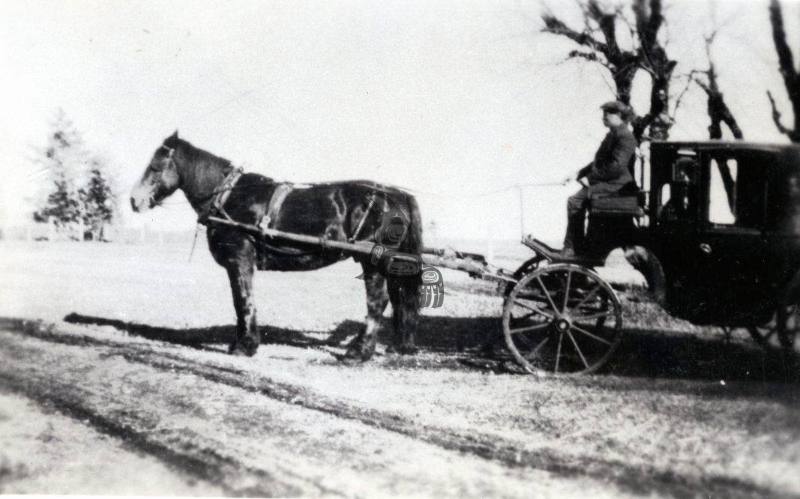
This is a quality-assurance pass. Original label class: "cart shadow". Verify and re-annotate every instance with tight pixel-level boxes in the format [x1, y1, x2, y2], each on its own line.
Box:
[64, 312, 797, 385]
[606, 327, 799, 384]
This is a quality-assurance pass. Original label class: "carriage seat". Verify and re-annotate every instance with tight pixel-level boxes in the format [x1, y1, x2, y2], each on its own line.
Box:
[588, 181, 644, 217]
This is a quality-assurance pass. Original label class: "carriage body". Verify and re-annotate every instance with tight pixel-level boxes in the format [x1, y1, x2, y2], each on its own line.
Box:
[635, 141, 800, 327]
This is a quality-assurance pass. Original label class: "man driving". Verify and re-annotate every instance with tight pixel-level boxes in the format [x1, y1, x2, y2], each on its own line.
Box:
[561, 101, 637, 257]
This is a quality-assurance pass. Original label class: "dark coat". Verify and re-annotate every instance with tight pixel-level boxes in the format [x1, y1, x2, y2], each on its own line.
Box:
[578, 124, 636, 196]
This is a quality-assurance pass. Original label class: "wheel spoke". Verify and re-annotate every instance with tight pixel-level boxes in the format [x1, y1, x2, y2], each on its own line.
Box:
[526, 336, 550, 360]
[512, 311, 540, 322]
[554, 332, 563, 373]
[514, 331, 535, 350]
[573, 284, 601, 310]
[536, 276, 560, 315]
[566, 330, 590, 369]
[572, 309, 617, 322]
[510, 322, 550, 335]
[562, 270, 572, 313]
[571, 323, 612, 346]
[513, 299, 555, 320]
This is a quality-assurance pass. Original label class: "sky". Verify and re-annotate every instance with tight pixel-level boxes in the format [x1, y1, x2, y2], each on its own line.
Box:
[0, 0, 797, 242]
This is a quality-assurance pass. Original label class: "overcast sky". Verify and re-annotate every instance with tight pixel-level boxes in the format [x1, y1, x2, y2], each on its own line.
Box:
[0, 0, 796, 241]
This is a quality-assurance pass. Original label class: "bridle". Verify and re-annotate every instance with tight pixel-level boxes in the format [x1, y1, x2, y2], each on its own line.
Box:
[155, 143, 177, 171]
[153, 142, 242, 220]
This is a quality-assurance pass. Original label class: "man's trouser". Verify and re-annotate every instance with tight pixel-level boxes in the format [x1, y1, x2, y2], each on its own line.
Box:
[564, 187, 589, 251]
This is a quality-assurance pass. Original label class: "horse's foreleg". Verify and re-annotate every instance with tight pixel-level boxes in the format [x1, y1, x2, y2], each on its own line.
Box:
[345, 264, 388, 361]
[225, 258, 259, 357]
[387, 276, 419, 355]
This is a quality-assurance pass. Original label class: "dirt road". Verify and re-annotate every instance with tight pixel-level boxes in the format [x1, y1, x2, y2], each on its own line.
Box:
[1, 241, 799, 497]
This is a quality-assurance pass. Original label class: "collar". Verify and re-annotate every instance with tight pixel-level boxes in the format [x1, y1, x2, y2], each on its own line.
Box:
[199, 167, 243, 223]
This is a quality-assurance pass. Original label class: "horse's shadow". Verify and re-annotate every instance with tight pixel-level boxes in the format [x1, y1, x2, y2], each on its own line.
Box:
[63, 312, 798, 386]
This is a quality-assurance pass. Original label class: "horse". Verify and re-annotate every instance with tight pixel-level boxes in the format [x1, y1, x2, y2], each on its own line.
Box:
[130, 131, 423, 360]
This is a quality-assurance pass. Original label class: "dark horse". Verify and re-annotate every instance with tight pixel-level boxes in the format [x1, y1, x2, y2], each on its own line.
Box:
[130, 131, 423, 360]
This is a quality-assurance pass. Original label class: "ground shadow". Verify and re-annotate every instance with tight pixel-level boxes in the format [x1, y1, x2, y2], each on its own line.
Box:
[64, 312, 798, 385]
[63, 312, 352, 350]
[606, 328, 799, 385]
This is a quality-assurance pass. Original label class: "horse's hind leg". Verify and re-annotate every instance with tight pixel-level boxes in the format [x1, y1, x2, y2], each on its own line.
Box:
[387, 276, 420, 355]
[225, 247, 259, 357]
[345, 263, 388, 361]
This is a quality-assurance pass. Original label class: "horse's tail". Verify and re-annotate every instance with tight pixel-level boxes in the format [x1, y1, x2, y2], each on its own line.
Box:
[401, 193, 423, 255]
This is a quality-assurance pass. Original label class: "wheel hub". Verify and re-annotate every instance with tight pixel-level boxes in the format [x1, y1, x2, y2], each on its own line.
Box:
[555, 318, 571, 332]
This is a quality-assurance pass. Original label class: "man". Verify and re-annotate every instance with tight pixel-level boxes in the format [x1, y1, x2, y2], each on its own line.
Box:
[561, 101, 637, 257]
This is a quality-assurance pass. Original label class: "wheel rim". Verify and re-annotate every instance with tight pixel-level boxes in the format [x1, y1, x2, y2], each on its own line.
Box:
[503, 255, 544, 297]
[502, 264, 623, 375]
[748, 305, 799, 352]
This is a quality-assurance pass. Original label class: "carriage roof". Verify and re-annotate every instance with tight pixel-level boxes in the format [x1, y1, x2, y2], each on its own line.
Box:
[650, 140, 800, 161]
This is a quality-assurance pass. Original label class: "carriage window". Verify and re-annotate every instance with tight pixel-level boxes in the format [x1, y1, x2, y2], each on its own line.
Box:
[657, 157, 696, 224]
[709, 159, 737, 225]
[735, 157, 768, 229]
[708, 157, 766, 229]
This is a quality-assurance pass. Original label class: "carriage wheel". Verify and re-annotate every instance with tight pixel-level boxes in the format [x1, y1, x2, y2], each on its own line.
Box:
[502, 264, 623, 375]
[502, 254, 545, 297]
[747, 305, 799, 353]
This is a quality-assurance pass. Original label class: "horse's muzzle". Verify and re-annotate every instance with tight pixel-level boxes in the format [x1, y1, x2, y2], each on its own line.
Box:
[130, 183, 155, 212]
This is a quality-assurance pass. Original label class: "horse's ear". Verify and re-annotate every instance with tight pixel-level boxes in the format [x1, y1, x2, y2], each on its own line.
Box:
[170, 130, 179, 139]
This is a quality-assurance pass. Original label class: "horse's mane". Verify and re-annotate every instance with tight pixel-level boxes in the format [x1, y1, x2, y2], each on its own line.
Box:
[166, 136, 233, 172]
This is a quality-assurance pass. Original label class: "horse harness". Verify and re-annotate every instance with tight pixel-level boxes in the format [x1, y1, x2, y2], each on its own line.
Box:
[205, 167, 244, 223]
[200, 165, 384, 257]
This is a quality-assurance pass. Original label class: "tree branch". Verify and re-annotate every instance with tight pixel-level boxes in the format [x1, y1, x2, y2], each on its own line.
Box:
[587, 0, 619, 57]
[767, 90, 794, 136]
[769, 0, 798, 93]
[568, 50, 603, 63]
[542, 14, 608, 53]
[768, 0, 800, 140]
[672, 73, 699, 118]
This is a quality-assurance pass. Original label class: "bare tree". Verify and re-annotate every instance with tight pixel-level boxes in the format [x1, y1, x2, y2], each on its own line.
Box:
[542, 0, 676, 140]
[685, 31, 743, 140]
[631, 0, 676, 140]
[767, 0, 800, 142]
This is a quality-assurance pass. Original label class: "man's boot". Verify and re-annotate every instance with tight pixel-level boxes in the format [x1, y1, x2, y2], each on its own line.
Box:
[562, 213, 585, 258]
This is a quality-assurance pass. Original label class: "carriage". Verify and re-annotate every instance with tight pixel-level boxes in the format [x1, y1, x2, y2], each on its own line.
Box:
[500, 140, 800, 374]
[134, 134, 800, 375]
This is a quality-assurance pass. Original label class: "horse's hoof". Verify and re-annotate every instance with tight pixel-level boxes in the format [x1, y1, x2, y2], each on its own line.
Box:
[337, 354, 365, 365]
[342, 345, 374, 362]
[228, 341, 258, 357]
[387, 344, 418, 355]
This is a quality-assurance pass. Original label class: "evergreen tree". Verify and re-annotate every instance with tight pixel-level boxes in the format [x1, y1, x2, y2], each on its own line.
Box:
[79, 157, 116, 241]
[32, 109, 87, 235]
[32, 109, 118, 241]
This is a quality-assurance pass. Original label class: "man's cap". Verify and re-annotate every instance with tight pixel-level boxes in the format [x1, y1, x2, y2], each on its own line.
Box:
[600, 101, 636, 122]
[600, 101, 632, 116]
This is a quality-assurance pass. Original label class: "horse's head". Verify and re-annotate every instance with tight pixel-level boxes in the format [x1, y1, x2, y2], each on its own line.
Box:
[130, 131, 183, 212]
